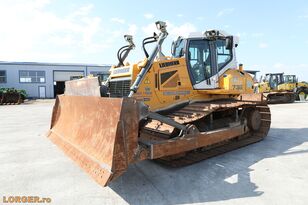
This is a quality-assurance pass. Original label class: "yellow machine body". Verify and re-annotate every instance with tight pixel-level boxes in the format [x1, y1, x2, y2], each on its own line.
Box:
[277, 81, 307, 91]
[257, 81, 271, 93]
[109, 57, 255, 111]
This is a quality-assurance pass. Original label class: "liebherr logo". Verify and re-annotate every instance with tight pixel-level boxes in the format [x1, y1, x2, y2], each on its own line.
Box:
[112, 67, 130, 74]
[159, 60, 180, 68]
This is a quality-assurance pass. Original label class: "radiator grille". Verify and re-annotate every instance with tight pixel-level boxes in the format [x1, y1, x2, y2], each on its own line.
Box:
[109, 80, 131, 97]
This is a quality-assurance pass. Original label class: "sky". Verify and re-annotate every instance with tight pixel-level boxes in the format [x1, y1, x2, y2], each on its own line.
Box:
[0, 0, 308, 80]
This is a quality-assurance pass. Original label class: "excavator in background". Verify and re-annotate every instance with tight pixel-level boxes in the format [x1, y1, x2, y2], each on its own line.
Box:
[256, 73, 308, 103]
[47, 21, 271, 187]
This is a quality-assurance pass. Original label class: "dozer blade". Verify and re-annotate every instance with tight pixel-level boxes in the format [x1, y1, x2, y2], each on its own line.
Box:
[47, 95, 140, 186]
[65, 77, 101, 96]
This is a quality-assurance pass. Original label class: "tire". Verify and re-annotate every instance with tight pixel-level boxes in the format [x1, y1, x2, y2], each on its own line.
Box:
[100, 85, 109, 97]
[296, 87, 308, 101]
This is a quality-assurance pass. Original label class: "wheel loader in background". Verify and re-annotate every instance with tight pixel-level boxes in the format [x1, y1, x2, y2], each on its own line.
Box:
[47, 21, 271, 187]
[256, 73, 308, 103]
[281, 74, 308, 100]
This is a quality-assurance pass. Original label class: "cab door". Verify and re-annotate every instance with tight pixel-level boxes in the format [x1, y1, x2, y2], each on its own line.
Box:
[269, 74, 283, 90]
[187, 39, 219, 89]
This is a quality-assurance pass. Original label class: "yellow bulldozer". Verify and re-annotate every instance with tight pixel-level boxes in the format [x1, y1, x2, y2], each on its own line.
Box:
[47, 21, 271, 186]
[256, 73, 308, 103]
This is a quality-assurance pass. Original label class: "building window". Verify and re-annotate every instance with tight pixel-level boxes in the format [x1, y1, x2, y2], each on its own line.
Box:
[0, 70, 6, 83]
[19, 71, 45, 83]
[90, 71, 109, 81]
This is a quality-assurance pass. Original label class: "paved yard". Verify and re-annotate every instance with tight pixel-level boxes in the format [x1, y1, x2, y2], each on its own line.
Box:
[0, 100, 308, 205]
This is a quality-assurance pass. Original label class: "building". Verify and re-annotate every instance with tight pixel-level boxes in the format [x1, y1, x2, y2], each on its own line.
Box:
[0, 61, 110, 98]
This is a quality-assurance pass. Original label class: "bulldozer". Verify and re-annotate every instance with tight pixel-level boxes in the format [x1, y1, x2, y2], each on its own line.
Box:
[47, 21, 271, 187]
[257, 73, 307, 103]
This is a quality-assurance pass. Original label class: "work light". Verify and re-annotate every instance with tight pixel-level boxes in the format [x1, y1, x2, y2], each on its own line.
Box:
[155, 21, 166, 32]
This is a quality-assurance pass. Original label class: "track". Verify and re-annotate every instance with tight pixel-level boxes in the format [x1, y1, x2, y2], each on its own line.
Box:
[265, 92, 295, 104]
[141, 100, 271, 167]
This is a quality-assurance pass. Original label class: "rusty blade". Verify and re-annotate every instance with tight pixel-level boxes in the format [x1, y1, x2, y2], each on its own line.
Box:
[65, 77, 101, 96]
[47, 95, 140, 186]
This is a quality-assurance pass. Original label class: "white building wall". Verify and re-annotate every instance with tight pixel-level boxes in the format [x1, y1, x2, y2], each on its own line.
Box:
[0, 62, 110, 98]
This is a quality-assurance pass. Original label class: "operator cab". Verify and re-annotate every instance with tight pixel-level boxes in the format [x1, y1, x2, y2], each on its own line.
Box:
[171, 30, 238, 89]
[264, 73, 284, 89]
[284, 75, 297, 83]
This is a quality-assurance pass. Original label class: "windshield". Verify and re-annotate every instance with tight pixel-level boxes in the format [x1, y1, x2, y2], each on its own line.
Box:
[216, 39, 232, 71]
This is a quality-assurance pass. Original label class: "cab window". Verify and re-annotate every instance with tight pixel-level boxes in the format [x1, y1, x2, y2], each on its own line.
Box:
[188, 40, 212, 84]
[270, 74, 283, 88]
[216, 39, 232, 71]
[284, 75, 296, 83]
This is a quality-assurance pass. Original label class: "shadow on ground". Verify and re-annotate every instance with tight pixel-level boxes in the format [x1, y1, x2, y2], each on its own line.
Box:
[109, 128, 308, 205]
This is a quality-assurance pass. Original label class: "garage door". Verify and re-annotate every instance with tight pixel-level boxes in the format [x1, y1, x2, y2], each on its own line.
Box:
[53, 71, 84, 81]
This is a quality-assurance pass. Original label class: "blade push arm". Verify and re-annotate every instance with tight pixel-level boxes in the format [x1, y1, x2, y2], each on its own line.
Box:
[128, 21, 168, 97]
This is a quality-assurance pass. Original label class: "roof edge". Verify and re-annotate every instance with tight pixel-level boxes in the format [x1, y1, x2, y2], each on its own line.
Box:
[0, 61, 112, 67]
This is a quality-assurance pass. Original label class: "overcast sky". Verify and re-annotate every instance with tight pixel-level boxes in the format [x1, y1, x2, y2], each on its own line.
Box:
[0, 0, 308, 80]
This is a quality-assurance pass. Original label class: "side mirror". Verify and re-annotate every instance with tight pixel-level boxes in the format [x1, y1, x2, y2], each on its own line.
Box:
[171, 37, 184, 57]
[171, 41, 175, 56]
[226, 36, 233, 50]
